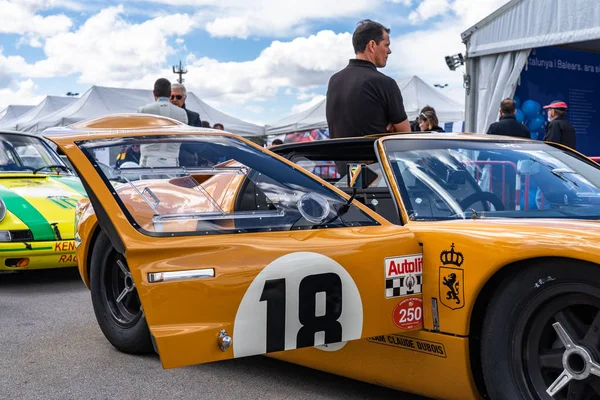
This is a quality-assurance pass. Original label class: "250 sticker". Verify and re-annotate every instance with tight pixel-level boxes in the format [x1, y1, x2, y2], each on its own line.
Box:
[233, 252, 363, 358]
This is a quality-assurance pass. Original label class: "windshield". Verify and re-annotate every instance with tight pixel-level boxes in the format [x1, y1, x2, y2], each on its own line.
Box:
[383, 139, 600, 221]
[76, 134, 378, 236]
[0, 132, 69, 174]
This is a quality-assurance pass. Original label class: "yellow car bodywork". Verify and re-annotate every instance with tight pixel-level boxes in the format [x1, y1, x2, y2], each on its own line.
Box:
[46, 115, 600, 400]
[0, 167, 85, 271]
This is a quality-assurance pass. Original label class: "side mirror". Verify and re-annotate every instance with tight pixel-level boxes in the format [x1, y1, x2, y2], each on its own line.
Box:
[347, 163, 378, 189]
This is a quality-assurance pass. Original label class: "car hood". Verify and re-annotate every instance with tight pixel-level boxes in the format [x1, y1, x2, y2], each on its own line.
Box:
[0, 175, 86, 241]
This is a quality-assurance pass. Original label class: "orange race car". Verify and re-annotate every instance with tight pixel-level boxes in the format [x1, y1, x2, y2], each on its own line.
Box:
[45, 114, 600, 400]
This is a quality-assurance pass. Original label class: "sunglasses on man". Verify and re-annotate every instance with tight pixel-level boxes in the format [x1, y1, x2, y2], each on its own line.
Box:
[170, 95, 184, 100]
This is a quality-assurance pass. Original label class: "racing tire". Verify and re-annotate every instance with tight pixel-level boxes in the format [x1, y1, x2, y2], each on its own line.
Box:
[90, 231, 153, 354]
[480, 259, 600, 400]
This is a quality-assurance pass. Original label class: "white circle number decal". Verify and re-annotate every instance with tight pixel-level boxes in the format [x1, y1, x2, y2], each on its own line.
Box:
[233, 252, 363, 358]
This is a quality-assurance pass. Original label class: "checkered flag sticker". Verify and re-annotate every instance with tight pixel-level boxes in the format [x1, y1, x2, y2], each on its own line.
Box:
[385, 274, 422, 298]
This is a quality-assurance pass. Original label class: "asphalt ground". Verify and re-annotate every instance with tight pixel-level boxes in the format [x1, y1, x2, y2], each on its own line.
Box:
[0, 268, 427, 400]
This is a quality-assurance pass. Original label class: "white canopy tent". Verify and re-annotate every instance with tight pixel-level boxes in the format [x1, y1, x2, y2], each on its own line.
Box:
[0, 105, 34, 127]
[0, 96, 75, 131]
[461, 0, 600, 133]
[19, 86, 265, 137]
[265, 75, 465, 135]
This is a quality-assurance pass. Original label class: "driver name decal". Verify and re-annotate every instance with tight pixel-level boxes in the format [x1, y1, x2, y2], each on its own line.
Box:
[384, 254, 423, 298]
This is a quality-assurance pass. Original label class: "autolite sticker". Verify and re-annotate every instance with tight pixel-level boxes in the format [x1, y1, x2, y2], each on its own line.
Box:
[384, 254, 423, 298]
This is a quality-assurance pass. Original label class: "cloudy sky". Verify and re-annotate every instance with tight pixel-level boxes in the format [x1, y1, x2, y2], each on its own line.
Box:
[0, 0, 509, 125]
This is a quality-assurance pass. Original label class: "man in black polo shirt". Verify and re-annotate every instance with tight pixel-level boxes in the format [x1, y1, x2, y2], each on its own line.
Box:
[326, 19, 409, 139]
[487, 98, 530, 138]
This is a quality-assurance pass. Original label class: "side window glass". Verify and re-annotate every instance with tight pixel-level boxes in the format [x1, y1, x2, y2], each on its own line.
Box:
[80, 136, 379, 236]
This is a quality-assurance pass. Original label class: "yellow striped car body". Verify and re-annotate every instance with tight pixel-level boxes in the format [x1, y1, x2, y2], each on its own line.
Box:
[0, 131, 86, 271]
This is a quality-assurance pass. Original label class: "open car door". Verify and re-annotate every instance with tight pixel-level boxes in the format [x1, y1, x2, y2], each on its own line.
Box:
[46, 123, 424, 369]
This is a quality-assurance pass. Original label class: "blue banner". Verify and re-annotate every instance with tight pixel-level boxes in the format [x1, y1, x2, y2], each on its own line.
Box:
[514, 46, 600, 155]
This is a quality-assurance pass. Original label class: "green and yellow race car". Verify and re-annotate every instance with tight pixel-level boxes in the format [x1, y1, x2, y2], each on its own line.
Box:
[0, 130, 86, 271]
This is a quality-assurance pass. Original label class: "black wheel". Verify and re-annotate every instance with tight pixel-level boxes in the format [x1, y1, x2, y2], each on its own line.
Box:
[459, 191, 505, 211]
[481, 259, 600, 399]
[90, 231, 153, 354]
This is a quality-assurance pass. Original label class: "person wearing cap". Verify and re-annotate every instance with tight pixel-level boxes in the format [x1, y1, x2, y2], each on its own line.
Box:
[543, 100, 576, 149]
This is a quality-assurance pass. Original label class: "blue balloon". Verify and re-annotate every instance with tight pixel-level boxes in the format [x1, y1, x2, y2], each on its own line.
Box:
[522, 99, 541, 119]
[515, 109, 525, 123]
[530, 131, 539, 140]
[513, 95, 521, 109]
[527, 114, 546, 132]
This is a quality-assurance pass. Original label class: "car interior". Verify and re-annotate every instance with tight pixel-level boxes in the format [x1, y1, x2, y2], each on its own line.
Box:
[271, 138, 402, 225]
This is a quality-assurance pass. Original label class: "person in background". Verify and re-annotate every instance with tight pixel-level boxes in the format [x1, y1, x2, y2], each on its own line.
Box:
[411, 106, 435, 132]
[543, 100, 576, 149]
[213, 123, 224, 130]
[115, 144, 141, 167]
[201, 121, 211, 128]
[487, 98, 530, 138]
[170, 83, 202, 127]
[271, 139, 283, 146]
[418, 111, 445, 132]
[326, 19, 410, 138]
[137, 78, 187, 167]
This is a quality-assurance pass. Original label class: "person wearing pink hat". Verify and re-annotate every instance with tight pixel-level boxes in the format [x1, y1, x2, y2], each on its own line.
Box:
[542, 100, 576, 149]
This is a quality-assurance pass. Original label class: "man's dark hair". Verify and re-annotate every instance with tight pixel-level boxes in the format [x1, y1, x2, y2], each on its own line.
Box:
[352, 19, 390, 53]
[153, 78, 171, 98]
[201, 120, 211, 128]
[271, 139, 283, 145]
[500, 98, 516, 115]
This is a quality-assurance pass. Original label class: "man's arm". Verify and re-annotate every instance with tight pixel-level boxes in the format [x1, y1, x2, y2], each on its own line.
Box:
[487, 122, 497, 135]
[391, 118, 411, 133]
[386, 78, 410, 133]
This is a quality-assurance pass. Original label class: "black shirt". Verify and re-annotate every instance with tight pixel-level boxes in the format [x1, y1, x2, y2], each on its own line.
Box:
[183, 104, 202, 127]
[544, 116, 576, 149]
[487, 114, 530, 138]
[326, 59, 407, 138]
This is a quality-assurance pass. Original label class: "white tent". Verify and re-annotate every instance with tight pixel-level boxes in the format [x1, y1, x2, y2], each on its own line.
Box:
[265, 75, 465, 135]
[461, 0, 600, 133]
[20, 86, 265, 137]
[0, 105, 35, 127]
[0, 96, 75, 131]
[184, 93, 265, 136]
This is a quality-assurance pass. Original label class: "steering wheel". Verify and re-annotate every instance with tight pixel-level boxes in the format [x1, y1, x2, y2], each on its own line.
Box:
[459, 191, 505, 211]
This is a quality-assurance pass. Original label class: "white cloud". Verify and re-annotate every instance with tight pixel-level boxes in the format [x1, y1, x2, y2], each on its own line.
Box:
[2, 6, 197, 85]
[291, 94, 326, 114]
[145, 0, 387, 39]
[409, 0, 451, 23]
[0, 79, 45, 110]
[0, 0, 73, 39]
[388, 0, 510, 89]
[179, 30, 353, 106]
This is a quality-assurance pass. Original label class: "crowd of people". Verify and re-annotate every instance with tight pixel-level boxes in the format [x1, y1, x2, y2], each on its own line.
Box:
[323, 19, 575, 149]
[115, 78, 225, 168]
